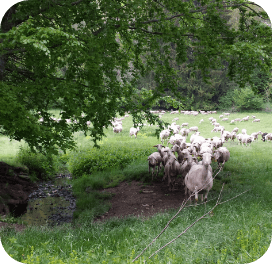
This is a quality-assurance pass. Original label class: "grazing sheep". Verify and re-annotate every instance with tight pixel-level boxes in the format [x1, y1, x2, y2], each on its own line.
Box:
[213, 147, 230, 167]
[224, 113, 230, 116]
[251, 131, 262, 141]
[147, 152, 162, 180]
[265, 133, 272, 142]
[219, 115, 224, 119]
[230, 120, 235, 124]
[242, 116, 250, 122]
[190, 132, 201, 144]
[241, 134, 254, 147]
[185, 153, 213, 202]
[235, 118, 241, 122]
[252, 119, 260, 123]
[129, 127, 140, 138]
[261, 133, 268, 142]
[199, 119, 204, 124]
[189, 126, 199, 132]
[222, 118, 229, 121]
[181, 123, 189, 127]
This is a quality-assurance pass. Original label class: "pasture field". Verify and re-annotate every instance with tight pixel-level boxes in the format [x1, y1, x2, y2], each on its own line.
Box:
[1, 110, 272, 263]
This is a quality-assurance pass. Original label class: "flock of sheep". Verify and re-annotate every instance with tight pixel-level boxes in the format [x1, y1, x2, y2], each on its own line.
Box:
[143, 110, 270, 203]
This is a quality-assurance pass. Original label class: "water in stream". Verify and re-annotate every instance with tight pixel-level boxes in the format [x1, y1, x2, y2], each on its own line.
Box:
[21, 174, 76, 226]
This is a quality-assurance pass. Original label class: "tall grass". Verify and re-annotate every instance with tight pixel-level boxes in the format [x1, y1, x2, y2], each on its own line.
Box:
[1, 110, 272, 263]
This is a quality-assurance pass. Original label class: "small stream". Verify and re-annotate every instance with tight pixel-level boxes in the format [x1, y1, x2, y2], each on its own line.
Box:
[21, 173, 76, 226]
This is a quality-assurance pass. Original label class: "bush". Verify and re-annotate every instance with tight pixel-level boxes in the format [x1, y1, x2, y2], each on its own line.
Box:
[233, 87, 263, 111]
[68, 143, 153, 179]
[16, 147, 59, 181]
[218, 90, 235, 110]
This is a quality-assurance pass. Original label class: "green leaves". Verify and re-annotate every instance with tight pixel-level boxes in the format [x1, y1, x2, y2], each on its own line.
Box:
[1, 0, 272, 153]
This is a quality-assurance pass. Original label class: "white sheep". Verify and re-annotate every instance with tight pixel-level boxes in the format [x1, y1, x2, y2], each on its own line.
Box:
[181, 123, 189, 127]
[241, 129, 247, 135]
[147, 152, 162, 180]
[252, 119, 260, 123]
[232, 127, 239, 133]
[113, 125, 122, 133]
[251, 131, 262, 141]
[241, 134, 254, 147]
[160, 129, 170, 144]
[185, 152, 213, 202]
[167, 134, 186, 146]
[153, 144, 170, 167]
[129, 127, 140, 138]
[163, 149, 182, 191]
[189, 126, 199, 132]
[213, 147, 230, 167]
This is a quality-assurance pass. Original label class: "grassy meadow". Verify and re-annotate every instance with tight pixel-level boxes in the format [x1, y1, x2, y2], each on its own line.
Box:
[1, 110, 272, 263]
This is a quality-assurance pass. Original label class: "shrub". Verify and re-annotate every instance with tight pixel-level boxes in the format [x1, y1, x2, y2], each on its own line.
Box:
[233, 87, 263, 111]
[68, 143, 153, 179]
[16, 147, 59, 181]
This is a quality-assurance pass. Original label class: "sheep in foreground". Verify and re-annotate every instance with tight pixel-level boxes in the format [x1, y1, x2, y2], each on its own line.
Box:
[113, 125, 122, 133]
[153, 144, 170, 167]
[129, 127, 140, 138]
[185, 152, 213, 202]
[147, 152, 162, 180]
[163, 149, 182, 191]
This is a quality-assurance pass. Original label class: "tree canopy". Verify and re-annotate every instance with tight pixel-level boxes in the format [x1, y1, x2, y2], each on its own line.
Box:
[1, 0, 272, 154]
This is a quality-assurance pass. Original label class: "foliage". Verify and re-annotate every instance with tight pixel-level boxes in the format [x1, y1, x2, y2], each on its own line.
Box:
[233, 87, 264, 111]
[68, 143, 153, 179]
[16, 146, 59, 180]
[1, 0, 272, 153]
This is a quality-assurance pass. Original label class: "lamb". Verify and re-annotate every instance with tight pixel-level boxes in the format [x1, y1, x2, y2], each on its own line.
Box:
[213, 147, 230, 168]
[147, 152, 162, 180]
[160, 129, 170, 144]
[184, 153, 213, 202]
[129, 127, 140, 138]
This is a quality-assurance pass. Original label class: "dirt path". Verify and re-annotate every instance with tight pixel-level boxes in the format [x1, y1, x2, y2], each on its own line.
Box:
[96, 180, 187, 221]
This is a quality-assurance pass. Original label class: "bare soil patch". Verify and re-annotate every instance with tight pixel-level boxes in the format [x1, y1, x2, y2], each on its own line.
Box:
[95, 180, 187, 221]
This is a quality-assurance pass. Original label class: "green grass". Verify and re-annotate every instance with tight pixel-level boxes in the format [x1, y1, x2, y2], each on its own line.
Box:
[1, 110, 272, 263]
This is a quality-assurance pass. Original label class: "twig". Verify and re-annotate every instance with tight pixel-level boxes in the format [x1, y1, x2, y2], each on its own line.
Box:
[132, 163, 224, 262]
[148, 184, 225, 259]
